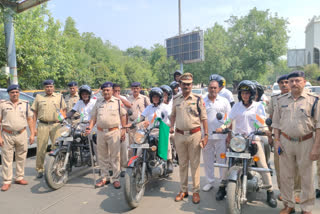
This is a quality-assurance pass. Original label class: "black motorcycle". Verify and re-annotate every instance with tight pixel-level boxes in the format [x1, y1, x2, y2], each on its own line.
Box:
[44, 120, 96, 190]
[124, 122, 172, 209]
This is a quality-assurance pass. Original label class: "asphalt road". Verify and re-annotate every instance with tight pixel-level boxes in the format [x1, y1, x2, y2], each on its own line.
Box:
[0, 152, 319, 214]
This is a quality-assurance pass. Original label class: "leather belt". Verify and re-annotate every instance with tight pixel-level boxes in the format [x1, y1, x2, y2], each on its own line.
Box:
[97, 127, 119, 132]
[176, 127, 201, 135]
[39, 120, 59, 125]
[2, 127, 26, 135]
[281, 132, 313, 142]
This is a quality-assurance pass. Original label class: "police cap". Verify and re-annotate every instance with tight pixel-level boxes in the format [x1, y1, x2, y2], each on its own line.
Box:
[277, 74, 288, 83]
[131, 82, 141, 87]
[43, 79, 54, 85]
[180, 73, 193, 83]
[287, 70, 305, 79]
[67, 81, 78, 87]
[7, 84, 20, 92]
[101, 81, 113, 89]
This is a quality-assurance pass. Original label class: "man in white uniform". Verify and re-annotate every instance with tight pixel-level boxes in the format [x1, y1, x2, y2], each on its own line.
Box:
[209, 74, 235, 107]
[202, 80, 231, 192]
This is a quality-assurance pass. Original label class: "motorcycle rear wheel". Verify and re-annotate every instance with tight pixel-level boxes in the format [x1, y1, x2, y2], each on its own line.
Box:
[45, 152, 69, 190]
[226, 180, 242, 214]
[124, 164, 146, 209]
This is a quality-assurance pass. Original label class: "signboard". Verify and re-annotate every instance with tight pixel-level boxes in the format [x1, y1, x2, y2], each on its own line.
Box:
[287, 49, 306, 68]
[166, 30, 204, 64]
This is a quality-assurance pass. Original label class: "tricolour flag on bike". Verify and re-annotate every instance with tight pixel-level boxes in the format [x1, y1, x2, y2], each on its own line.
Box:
[154, 117, 169, 160]
[57, 110, 66, 121]
[253, 114, 265, 129]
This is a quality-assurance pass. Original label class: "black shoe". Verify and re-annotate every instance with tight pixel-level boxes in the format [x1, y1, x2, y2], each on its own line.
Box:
[167, 160, 173, 174]
[316, 189, 320, 198]
[216, 186, 226, 201]
[36, 172, 43, 179]
[120, 171, 125, 177]
[267, 191, 277, 208]
[109, 170, 113, 176]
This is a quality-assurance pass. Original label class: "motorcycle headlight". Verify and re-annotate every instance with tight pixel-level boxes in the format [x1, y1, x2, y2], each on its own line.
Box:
[134, 130, 146, 144]
[60, 126, 71, 137]
[230, 136, 246, 152]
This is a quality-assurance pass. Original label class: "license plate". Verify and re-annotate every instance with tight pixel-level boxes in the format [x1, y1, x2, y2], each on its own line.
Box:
[226, 152, 251, 159]
[130, 144, 149, 149]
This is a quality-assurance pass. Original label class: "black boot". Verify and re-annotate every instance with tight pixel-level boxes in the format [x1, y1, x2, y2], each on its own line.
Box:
[316, 189, 320, 198]
[216, 186, 226, 201]
[267, 191, 277, 208]
[167, 160, 173, 174]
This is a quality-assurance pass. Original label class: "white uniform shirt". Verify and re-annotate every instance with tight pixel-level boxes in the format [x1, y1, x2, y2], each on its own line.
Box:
[204, 95, 231, 140]
[219, 87, 234, 104]
[141, 103, 170, 128]
[228, 101, 266, 136]
[72, 98, 97, 122]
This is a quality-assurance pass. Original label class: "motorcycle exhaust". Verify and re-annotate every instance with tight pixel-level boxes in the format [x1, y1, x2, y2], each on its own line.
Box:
[214, 163, 228, 168]
[249, 167, 272, 173]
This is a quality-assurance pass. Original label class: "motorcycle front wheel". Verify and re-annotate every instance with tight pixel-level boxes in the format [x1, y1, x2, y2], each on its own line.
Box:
[124, 163, 146, 209]
[226, 179, 242, 214]
[44, 152, 69, 190]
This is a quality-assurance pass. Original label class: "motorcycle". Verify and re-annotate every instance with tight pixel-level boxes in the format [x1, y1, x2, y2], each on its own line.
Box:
[124, 121, 172, 209]
[44, 120, 96, 190]
[213, 113, 272, 214]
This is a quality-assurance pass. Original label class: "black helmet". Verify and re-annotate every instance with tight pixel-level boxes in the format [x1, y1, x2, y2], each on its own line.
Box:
[237, 80, 256, 103]
[173, 70, 182, 80]
[170, 81, 179, 90]
[160, 85, 173, 101]
[149, 87, 163, 105]
[78, 85, 92, 100]
[209, 74, 226, 88]
[251, 80, 264, 101]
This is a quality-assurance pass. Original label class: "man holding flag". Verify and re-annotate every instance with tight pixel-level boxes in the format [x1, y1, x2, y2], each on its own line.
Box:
[31, 80, 67, 178]
[215, 80, 277, 208]
[202, 79, 231, 192]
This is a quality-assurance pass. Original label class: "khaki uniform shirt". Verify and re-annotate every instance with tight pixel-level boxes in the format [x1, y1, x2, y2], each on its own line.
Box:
[65, 93, 80, 118]
[127, 94, 150, 121]
[31, 93, 67, 122]
[171, 93, 207, 130]
[272, 89, 320, 137]
[267, 93, 281, 115]
[0, 99, 33, 131]
[91, 97, 126, 129]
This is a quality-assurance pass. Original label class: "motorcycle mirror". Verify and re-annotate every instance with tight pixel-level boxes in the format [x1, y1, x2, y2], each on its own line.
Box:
[216, 113, 223, 120]
[265, 118, 272, 126]
[127, 109, 133, 116]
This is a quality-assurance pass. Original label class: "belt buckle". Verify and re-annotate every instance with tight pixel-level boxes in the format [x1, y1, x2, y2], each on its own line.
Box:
[104, 128, 109, 132]
[290, 137, 300, 142]
[12, 131, 19, 135]
[183, 131, 190, 135]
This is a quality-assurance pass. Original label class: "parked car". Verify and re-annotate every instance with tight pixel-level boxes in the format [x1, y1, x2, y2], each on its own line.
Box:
[309, 86, 320, 95]
[192, 88, 208, 98]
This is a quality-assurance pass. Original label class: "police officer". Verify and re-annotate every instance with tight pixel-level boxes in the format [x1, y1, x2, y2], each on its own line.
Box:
[273, 71, 320, 214]
[0, 85, 35, 191]
[170, 73, 208, 204]
[127, 82, 150, 157]
[267, 74, 301, 203]
[64, 81, 80, 123]
[31, 80, 67, 178]
[209, 74, 235, 107]
[86, 82, 126, 189]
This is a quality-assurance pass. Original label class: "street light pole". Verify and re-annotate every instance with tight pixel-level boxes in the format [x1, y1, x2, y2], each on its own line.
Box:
[178, 0, 183, 73]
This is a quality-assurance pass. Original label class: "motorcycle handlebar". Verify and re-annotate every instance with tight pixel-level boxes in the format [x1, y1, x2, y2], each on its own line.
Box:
[212, 128, 231, 134]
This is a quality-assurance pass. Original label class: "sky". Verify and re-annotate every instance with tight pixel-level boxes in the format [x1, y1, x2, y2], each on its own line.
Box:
[47, 0, 320, 51]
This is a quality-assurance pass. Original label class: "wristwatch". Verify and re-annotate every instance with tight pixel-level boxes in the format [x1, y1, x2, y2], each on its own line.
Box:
[204, 133, 208, 137]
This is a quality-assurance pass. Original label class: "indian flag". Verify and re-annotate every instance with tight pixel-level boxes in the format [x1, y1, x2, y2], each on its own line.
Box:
[223, 113, 231, 126]
[254, 114, 265, 129]
[57, 110, 66, 121]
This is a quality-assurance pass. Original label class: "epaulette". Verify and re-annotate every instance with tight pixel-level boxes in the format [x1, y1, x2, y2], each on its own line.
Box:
[192, 93, 201, 98]
[271, 93, 281, 98]
[21, 100, 29, 103]
[307, 92, 319, 98]
[173, 94, 181, 100]
[276, 93, 289, 100]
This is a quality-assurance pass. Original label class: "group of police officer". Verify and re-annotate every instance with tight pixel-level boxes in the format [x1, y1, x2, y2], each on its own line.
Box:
[1, 70, 320, 214]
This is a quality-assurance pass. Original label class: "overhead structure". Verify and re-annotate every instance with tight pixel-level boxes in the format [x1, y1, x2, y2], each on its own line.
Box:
[0, 0, 49, 84]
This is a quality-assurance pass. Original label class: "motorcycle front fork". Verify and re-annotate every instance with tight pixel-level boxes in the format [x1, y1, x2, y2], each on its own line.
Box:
[134, 148, 147, 185]
[241, 159, 248, 204]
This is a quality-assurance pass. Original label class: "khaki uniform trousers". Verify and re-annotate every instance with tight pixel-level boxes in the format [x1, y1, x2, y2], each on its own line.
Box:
[274, 149, 301, 196]
[280, 136, 315, 212]
[97, 129, 120, 183]
[120, 134, 128, 169]
[174, 131, 201, 193]
[1, 131, 28, 184]
[36, 123, 61, 172]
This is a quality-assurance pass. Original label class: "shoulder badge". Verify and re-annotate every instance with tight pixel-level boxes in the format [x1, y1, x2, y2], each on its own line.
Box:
[277, 93, 289, 100]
